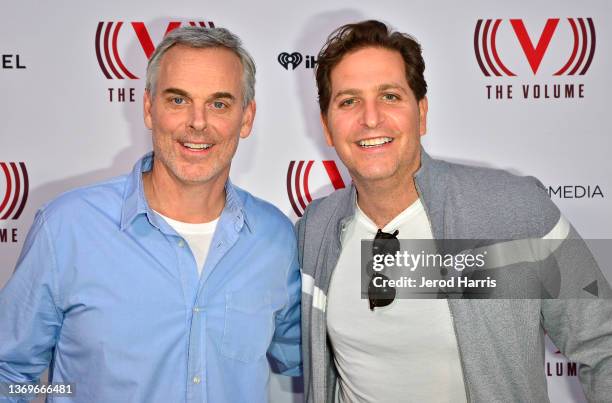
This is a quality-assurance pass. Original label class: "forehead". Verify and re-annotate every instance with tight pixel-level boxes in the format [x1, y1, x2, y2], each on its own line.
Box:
[156, 45, 243, 94]
[330, 47, 408, 92]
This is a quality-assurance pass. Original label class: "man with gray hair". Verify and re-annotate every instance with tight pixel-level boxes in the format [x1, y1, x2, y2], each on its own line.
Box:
[0, 26, 301, 403]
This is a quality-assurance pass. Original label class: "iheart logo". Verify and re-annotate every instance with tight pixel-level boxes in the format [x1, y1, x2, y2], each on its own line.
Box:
[278, 52, 303, 70]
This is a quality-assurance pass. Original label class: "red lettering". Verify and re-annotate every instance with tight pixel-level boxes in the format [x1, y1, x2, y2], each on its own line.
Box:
[131, 22, 182, 59]
[510, 19, 559, 74]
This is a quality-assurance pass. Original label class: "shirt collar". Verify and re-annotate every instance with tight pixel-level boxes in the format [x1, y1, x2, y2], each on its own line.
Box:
[223, 176, 253, 233]
[120, 152, 252, 233]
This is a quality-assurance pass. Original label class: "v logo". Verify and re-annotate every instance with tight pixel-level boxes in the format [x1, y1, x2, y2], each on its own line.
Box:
[96, 21, 215, 80]
[510, 19, 560, 74]
[131, 22, 182, 59]
[286, 160, 347, 217]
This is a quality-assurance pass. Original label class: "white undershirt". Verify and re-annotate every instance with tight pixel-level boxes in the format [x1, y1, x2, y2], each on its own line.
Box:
[326, 199, 467, 403]
[154, 211, 219, 277]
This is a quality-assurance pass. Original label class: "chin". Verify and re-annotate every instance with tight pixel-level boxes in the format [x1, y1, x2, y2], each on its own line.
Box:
[180, 173, 217, 184]
[353, 170, 395, 183]
[351, 163, 398, 182]
[169, 166, 209, 183]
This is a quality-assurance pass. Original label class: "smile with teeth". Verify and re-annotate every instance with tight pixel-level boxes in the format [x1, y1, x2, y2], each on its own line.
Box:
[358, 137, 393, 148]
[182, 142, 212, 150]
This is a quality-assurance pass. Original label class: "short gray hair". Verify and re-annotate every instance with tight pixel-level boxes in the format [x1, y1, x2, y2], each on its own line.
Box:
[145, 26, 256, 107]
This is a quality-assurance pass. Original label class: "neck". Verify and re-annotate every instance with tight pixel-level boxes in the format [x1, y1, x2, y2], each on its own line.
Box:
[143, 161, 226, 224]
[354, 172, 419, 229]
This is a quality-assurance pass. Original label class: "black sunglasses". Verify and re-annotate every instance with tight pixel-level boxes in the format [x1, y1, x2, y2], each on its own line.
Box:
[368, 229, 400, 311]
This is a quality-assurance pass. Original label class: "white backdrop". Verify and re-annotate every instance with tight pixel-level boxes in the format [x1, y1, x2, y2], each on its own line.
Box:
[1, 1, 611, 402]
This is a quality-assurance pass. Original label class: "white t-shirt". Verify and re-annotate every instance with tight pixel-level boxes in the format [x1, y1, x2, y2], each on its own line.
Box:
[326, 199, 467, 403]
[154, 211, 219, 277]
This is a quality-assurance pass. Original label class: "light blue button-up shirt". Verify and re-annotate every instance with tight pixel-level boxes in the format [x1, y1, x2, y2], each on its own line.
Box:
[0, 153, 301, 403]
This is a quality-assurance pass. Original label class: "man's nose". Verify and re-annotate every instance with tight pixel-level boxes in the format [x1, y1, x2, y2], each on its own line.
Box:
[188, 105, 208, 132]
[361, 99, 382, 129]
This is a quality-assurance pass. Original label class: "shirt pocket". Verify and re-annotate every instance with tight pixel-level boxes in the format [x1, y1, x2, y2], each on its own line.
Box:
[221, 291, 274, 363]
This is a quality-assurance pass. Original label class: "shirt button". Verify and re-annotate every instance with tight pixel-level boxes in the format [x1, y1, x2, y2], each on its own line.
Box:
[193, 307, 201, 313]
[178, 239, 185, 247]
[192, 376, 201, 384]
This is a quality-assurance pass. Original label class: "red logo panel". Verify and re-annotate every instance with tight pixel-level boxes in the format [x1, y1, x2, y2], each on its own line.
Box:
[95, 21, 215, 80]
[286, 160, 346, 217]
[474, 18, 595, 76]
[0, 162, 29, 220]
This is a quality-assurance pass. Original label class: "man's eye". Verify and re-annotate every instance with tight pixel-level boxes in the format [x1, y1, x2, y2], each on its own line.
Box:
[382, 93, 399, 101]
[171, 97, 185, 105]
[339, 98, 356, 107]
[212, 101, 227, 109]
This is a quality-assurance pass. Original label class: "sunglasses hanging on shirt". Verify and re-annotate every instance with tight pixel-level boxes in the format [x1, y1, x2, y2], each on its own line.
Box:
[368, 229, 400, 311]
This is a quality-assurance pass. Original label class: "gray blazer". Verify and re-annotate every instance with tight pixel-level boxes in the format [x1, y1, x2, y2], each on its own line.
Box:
[297, 150, 612, 403]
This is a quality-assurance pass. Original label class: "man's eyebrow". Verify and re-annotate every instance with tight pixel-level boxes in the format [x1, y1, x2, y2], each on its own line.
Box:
[332, 84, 409, 101]
[208, 92, 236, 101]
[332, 89, 362, 100]
[161, 88, 190, 98]
[160, 89, 237, 102]
[377, 83, 409, 94]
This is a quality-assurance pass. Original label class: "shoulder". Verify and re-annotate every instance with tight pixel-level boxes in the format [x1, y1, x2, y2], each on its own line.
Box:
[444, 161, 551, 209]
[39, 175, 127, 227]
[298, 187, 352, 227]
[295, 187, 353, 261]
[234, 186, 295, 237]
[445, 161, 538, 189]
[442, 160, 560, 238]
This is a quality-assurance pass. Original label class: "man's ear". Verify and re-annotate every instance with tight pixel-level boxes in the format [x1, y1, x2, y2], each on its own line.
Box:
[418, 96, 428, 136]
[239, 100, 256, 139]
[320, 113, 334, 147]
[143, 90, 153, 130]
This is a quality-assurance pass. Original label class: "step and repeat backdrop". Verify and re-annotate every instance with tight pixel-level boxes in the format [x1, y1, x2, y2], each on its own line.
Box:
[1, 0, 610, 402]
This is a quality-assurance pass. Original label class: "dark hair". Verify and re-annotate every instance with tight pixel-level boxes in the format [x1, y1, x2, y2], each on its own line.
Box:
[315, 20, 427, 115]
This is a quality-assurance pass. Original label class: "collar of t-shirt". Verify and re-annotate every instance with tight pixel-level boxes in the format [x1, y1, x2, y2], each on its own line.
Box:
[355, 197, 424, 234]
[153, 210, 219, 276]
